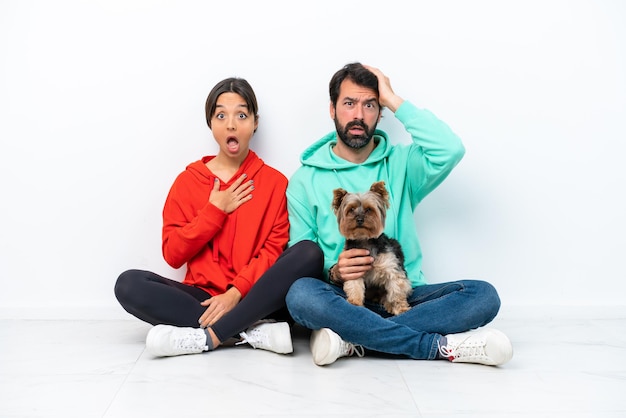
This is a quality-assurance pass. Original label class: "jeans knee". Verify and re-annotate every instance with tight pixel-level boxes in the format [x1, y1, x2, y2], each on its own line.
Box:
[285, 278, 307, 310]
[286, 277, 322, 313]
[286, 277, 331, 327]
[477, 280, 501, 321]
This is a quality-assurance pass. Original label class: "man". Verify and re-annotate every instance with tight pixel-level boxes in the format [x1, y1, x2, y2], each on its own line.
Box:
[285, 63, 513, 366]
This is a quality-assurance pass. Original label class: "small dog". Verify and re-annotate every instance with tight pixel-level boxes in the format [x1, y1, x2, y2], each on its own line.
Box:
[332, 181, 412, 315]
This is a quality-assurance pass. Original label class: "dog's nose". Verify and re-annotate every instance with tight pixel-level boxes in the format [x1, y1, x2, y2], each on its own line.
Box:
[356, 216, 364, 225]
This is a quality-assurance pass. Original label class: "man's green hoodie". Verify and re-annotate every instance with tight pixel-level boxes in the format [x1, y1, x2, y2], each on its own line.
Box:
[287, 101, 465, 287]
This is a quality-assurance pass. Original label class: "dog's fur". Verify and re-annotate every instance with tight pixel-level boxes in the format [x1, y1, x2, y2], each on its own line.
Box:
[332, 181, 412, 315]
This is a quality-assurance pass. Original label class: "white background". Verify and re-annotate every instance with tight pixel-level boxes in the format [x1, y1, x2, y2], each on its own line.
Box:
[1, 0, 624, 318]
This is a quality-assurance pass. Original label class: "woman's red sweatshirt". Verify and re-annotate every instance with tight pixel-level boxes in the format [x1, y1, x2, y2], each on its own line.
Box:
[161, 151, 289, 298]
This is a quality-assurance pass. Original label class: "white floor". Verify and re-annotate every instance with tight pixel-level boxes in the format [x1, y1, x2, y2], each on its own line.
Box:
[1, 307, 625, 418]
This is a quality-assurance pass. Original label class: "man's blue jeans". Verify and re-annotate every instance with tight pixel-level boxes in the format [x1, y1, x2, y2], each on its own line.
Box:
[285, 277, 501, 360]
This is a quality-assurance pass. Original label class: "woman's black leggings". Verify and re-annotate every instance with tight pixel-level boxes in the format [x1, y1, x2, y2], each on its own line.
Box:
[114, 240, 323, 342]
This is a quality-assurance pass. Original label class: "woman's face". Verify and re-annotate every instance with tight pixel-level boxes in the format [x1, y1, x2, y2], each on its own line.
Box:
[211, 92, 258, 159]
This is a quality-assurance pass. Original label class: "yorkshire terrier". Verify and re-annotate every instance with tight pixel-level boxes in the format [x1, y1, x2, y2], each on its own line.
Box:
[331, 181, 412, 315]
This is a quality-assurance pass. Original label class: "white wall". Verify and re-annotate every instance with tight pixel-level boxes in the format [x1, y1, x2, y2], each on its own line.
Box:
[1, 0, 625, 318]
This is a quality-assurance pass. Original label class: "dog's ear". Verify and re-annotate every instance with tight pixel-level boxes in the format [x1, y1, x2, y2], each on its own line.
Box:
[332, 188, 348, 213]
[370, 181, 390, 207]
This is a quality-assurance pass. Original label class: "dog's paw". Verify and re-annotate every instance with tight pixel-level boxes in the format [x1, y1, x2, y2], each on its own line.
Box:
[386, 300, 410, 315]
[344, 280, 366, 307]
[347, 295, 365, 306]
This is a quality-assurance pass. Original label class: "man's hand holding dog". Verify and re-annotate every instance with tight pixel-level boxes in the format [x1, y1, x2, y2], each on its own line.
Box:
[334, 249, 374, 282]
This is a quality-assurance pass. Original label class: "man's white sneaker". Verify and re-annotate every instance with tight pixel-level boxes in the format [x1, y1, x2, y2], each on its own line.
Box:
[310, 328, 364, 366]
[439, 328, 513, 366]
[146, 324, 208, 357]
[237, 321, 293, 354]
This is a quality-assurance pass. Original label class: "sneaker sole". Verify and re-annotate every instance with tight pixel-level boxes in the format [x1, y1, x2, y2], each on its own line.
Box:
[145, 325, 172, 357]
[310, 328, 340, 366]
[484, 328, 514, 365]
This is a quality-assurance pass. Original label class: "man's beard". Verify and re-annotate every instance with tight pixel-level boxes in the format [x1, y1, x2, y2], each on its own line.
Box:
[334, 117, 377, 150]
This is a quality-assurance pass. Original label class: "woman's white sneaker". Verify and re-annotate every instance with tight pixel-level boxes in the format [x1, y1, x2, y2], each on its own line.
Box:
[439, 328, 513, 366]
[145, 324, 208, 357]
[238, 321, 293, 354]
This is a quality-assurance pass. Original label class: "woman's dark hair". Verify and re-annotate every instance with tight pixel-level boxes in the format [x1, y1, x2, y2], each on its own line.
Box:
[328, 62, 379, 106]
[205, 77, 259, 129]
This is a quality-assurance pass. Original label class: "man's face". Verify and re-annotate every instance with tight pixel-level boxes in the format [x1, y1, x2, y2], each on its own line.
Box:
[331, 79, 382, 150]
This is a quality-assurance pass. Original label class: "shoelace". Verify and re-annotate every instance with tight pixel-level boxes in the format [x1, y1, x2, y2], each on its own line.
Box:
[237, 328, 266, 349]
[235, 319, 277, 349]
[344, 341, 365, 358]
[438, 336, 486, 360]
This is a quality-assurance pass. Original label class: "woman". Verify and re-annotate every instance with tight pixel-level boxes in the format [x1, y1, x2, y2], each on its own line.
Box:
[115, 77, 322, 357]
